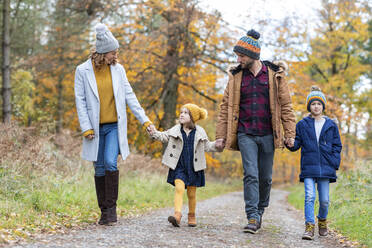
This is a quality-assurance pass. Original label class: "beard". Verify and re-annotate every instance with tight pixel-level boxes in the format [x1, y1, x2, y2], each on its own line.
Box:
[241, 60, 254, 69]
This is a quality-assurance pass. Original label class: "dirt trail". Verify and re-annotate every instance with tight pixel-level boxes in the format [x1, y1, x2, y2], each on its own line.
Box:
[9, 189, 347, 248]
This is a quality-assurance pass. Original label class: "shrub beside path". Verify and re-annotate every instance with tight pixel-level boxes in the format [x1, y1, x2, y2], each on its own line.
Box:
[9, 189, 347, 248]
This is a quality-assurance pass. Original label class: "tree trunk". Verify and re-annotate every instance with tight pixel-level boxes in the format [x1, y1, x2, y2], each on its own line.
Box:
[56, 75, 64, 133]
[282, 162, 286, 183]
[160, 77, 179, 129]
[2, 0, 11, 123]
[290, 165, 296, 184]
[159, 11, 181, 130]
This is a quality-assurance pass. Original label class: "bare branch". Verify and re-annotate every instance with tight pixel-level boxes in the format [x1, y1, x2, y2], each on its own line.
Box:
[199, 58, 228, 74]
[179, 81, 217, 103]
[312, 64, 329, 82]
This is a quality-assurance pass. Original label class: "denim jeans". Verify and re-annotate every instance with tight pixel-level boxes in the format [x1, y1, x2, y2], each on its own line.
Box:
[304, 178, 330, 224]
[94, 123, 120, 176]
[237, 133, 274, 221]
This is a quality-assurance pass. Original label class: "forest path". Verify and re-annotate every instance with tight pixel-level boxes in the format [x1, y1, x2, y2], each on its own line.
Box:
[9, 189, 346, 248]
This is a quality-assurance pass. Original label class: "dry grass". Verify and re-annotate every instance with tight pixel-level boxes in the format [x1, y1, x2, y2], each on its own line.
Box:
[0, 122, 165, 177]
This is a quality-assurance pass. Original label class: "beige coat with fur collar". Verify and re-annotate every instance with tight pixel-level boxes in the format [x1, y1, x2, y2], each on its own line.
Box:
[216, 60, 296, 150]
[152, 124, 217, 171]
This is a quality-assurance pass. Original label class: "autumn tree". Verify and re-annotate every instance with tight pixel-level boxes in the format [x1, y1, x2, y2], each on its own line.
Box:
[32, 0, 123, 132]
[110, 0, 233, 157]
[272, 0, 371, 163]
[359, 19, 372, 151]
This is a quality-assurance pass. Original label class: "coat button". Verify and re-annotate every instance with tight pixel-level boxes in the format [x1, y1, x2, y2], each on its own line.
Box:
[170, 154, 173, 157]
[172, 145, 176, 149]
[195, 158, 197, 162]
[195, 150, 197, 153]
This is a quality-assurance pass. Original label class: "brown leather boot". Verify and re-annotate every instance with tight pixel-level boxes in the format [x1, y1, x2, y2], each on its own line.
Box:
[168, 211, 182, 227]
[188, 213, 196, 227]
[318, 218, 328, 236]
[302, 223, 315, 240]
[105, 170, 119, 225]
[94, 176, 107, 225]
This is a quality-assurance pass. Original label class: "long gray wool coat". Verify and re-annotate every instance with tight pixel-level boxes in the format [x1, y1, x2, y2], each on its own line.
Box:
[74, 59, 150, 161]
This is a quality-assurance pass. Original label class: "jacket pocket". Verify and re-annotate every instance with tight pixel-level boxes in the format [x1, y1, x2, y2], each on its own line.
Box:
[321, 152, 338, 169]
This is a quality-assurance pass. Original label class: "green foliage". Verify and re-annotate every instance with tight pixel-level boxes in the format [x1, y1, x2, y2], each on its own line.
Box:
[287, 162, 372, 247]
[0, 0, 49, 59]
[11, 69, 35, 125]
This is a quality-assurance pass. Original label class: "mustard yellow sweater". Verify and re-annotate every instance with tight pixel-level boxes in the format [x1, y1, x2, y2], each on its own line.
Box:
[94, 64, 117, 124]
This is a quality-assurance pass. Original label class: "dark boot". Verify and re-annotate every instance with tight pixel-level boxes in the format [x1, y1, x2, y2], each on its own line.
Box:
[105, 170, 119, 225]
[302, 223, 315, 240]
[94, 176, 108, 225]
[257, 215, 262, 230]
[244, 219, 260, 234]
[318, 218, 328, 236]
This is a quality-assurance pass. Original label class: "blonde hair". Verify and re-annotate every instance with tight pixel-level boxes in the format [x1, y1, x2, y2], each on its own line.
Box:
[89, 46, 117, 70]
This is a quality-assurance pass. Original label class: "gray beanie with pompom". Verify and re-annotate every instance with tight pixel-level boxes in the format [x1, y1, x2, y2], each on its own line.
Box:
[95, 23, 119, 54]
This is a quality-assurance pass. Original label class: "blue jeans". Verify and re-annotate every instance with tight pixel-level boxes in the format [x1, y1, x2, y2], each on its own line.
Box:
[94, 123, 120, 177]
[304, 178, 330, 224]
[237, 133, 275, 221]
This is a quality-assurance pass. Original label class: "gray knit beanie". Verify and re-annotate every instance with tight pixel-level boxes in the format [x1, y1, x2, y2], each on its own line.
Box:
[95, 23, 119, 54]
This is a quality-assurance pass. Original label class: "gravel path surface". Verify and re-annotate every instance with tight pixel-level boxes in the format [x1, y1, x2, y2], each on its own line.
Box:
[9, 189, 346, 248]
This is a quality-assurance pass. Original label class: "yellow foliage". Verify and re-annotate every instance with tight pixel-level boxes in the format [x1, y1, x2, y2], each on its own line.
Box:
[206, 153, 220, 168]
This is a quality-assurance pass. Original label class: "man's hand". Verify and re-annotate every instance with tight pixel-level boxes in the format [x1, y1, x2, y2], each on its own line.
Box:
[215, 138, 226, 151]
[85, 134, 94, 140]
[146, 124, 156, 136]
[284, 138, 295, 148]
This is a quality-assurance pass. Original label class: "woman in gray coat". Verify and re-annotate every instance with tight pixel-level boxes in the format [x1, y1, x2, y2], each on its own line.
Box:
[74, 23, 154, 225]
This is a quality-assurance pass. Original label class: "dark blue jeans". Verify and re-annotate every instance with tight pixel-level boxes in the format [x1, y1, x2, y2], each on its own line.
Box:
[237, 133, 274, 221]
[94, 123, 120, 176]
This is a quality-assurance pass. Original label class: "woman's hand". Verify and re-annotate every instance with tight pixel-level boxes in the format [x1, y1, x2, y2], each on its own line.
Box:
[146, 124, 156, 136]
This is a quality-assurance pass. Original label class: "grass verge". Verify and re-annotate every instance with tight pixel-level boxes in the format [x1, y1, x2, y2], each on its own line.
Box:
[287, 163, 372, 247]
[0, 167, 240, 244]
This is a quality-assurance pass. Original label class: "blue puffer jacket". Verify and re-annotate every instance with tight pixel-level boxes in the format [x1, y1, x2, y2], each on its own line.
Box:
[287, 116, 342, 183]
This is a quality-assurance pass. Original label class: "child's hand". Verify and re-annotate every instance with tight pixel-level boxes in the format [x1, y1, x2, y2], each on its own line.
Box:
[215, 138, 226, 151]
[284, 138, 295, 148]
[216, 146, 224, 152]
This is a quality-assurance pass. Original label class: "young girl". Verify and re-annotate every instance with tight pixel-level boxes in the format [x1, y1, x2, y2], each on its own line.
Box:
[286, 86, 342, 240]
[150, 103, 218, 227]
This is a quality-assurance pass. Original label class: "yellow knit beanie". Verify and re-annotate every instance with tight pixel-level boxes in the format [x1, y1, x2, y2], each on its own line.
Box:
[182, 103, 208, 122]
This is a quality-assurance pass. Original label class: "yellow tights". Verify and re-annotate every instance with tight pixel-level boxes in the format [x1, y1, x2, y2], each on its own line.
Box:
[174, 179, 197, 214]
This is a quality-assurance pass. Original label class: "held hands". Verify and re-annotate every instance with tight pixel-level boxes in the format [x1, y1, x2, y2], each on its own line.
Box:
[215, 138, 226, 152]
[146, 124, 156, 136]
[284, 138, 295, 148]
